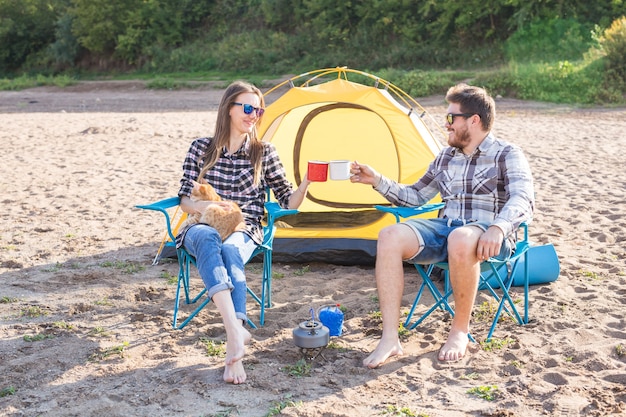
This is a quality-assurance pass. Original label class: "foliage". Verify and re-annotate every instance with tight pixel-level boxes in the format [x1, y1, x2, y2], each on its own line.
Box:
[382, 404, 427, 416]
[199, 338, 226, 357]
[480, 337, 515, 351]
[0, 0, 67, 73]
[266, 396, 303, 417]
[377, 69, 474, 98]
[467, 385, 500, 401]
[597, 16, 626, 81]
[474, 57, 625, 105]
[0, 386, 16, 397]
[281, 358, 311, 377]
[0, 75, 76, 90]
[49, 13, 81, 69]
[23, 333, 55, 342]
[69, 0, 139, 55]
[0, 1, 624, 105]
[504, 18, 594, 63]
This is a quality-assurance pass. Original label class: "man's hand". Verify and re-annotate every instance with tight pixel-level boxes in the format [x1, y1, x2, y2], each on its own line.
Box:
[350, 161, 381, 187]
[476, 226, 504, 260]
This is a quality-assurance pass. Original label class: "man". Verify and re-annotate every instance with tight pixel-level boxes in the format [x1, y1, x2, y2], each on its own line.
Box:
[350, 84, 534, 367]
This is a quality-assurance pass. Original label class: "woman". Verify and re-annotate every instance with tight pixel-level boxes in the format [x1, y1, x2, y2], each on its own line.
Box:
[176, 81, 310, 384]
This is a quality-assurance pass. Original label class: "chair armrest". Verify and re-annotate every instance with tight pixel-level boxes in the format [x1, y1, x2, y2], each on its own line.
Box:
[375, 203, 444, 223]
[135, 196, 182, 243]
[264, 201, 299, 228]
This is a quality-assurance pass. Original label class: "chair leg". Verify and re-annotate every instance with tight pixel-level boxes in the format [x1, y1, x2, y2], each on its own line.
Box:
[404, 281, 428, 328]
[172, 251, 208, 330]
[260, 249, 273, 326]
[405, 266, 478, 343]
[483, 255, 529, 341]
[171, 245, 276, 330]
[245, 248, 272, 327]
[405, 264, 455, 330]
[523, 249, 529, 324]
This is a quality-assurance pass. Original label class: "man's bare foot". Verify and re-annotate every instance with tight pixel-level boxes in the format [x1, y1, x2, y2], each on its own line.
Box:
[223, 325, 252, 384]
[363, 338, 403, 368]
[438, 329, 469, 362]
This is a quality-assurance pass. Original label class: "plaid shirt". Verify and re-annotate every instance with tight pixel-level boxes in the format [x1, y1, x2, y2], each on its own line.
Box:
[176, 136, 293, 246]
[376, 133, 534, 238]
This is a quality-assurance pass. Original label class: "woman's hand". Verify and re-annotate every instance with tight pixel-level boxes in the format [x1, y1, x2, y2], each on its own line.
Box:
[180, 196, 235, 214]
[288, 173, 311, 209]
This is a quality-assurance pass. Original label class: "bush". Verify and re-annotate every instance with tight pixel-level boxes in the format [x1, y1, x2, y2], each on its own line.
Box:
[597, 16, 626, 80]
[474, 59, 624, 105]
[504, 18, 593, 63]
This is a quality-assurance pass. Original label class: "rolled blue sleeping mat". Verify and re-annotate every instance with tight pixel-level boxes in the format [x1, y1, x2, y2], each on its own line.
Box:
[482, 243, 560, 288]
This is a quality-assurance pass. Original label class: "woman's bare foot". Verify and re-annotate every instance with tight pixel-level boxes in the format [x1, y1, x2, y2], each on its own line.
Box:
[363, 337, 403, 368]
[223, 358, 246, 384]
[438, 328, 469, 362]
[223, 325, 252, 384]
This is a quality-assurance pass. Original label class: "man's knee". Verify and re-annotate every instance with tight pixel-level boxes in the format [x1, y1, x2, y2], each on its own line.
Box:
[377, 224, 419, 258]
[447, 227, 480, 259]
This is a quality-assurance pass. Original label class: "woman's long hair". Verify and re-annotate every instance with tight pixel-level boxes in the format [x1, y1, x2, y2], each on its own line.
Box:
[198, 81, 266, 186]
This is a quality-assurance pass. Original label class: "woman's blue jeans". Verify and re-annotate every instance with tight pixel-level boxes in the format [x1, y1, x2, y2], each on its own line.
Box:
[182, 225, 257, 323]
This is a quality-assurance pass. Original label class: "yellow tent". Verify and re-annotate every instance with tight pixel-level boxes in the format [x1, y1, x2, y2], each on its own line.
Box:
[258, 68, 446, 265]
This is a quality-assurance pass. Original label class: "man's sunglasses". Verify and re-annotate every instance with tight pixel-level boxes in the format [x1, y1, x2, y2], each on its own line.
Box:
[233, 102, 265, 117]
[446, 113, 474, 124]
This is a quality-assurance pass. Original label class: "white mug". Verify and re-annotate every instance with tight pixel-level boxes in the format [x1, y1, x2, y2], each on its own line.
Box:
[329, 160, 351, 180]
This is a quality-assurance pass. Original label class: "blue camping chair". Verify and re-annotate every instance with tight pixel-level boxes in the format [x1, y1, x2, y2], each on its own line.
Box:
[136, 193, 297, 329]
[375, 204, 532, 341]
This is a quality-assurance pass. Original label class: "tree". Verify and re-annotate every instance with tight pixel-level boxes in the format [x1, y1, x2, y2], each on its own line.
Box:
[0, 0, 66, 74]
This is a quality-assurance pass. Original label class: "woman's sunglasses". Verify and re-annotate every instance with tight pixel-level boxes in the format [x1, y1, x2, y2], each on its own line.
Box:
[446, 113, 474, 124]
[233, 102, 265, 117]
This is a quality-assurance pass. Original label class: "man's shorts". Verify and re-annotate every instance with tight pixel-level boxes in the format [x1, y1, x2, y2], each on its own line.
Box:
[402, 218, 513, 265]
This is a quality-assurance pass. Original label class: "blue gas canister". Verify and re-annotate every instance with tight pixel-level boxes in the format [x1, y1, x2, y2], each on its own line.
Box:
[318, 304, 344, 337]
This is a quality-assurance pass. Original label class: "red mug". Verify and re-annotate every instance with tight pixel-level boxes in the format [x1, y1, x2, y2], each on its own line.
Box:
[307, 160, 329, 182]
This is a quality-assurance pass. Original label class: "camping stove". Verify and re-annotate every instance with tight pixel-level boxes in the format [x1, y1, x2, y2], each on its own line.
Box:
[292, 319, 330, 360]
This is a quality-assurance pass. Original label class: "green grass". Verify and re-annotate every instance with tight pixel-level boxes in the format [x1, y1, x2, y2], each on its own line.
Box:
[20, 306, 48, 318]
[2, 61, 622, 105]
[160, 271, 178, 285]
[0, 74, 76, 90]
[23, 333, 55, 342]
[266, 396, 303, 417]
[467, 385, 500, 401]
[0, 386, 16, 398]
[382, 405, 430, 416]
[88, 326, 111, 338]
[397, 323, 411, 340]
[199, 338, 226, 357]
[94, 297, 114, 306]
[460, 372, 480, 380]
[52, 321, 73, 330]
[481, 337, 515, 351]
[272, 270, 285, 279]
[89, 341, 130, 362]
[99, 260, 145, 274]
[293, 265, 310, 276]
[579, 269, 602, 281]
[281, 359, 311, 377]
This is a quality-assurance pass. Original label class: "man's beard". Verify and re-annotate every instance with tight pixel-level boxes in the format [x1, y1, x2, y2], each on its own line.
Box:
[448, 127, 471, 151]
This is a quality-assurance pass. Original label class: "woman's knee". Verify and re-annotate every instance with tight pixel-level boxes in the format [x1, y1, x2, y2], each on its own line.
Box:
[190, 225, 221, 245]
[221, 243, 242, 262]
[184, 225, 221, 256]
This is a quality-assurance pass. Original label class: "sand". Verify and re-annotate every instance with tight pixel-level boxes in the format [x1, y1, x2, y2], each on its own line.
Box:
[0, 82, 625, 417]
